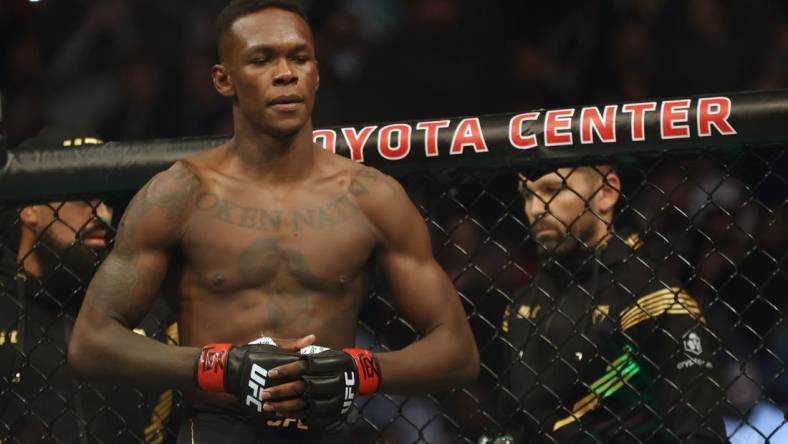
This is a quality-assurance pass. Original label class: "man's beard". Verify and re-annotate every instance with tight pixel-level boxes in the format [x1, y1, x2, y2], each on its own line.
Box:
[33, 228, 108, 309]
[532, 219, 598, 273]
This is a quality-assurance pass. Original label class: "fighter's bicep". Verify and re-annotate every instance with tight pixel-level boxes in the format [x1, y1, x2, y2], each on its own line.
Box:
[83, 163, 198, 327]
[369, 176, 460, 332]
[379, 251, 460, 334]
[361, 170, 432, 256]
[84, 244, 171, 328]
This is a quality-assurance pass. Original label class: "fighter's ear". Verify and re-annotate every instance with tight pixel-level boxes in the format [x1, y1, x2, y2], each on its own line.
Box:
[18, 206, 40, 228]
[212, 64, 235, 97]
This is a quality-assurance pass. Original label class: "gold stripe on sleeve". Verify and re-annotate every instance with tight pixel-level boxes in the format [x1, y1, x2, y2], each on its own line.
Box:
[619, 288, 706, 331]
[619, 294, 701, 327]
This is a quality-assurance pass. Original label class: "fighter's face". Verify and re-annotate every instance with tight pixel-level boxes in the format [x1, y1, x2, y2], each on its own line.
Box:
[521, 168, 601, 256]
[33, 200, 113, 279]
[217, 8, 319, 136]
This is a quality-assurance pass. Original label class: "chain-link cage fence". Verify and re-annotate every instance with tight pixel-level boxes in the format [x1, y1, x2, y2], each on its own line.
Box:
[1, 92, 787, 443]
[0, 198, 181, 444]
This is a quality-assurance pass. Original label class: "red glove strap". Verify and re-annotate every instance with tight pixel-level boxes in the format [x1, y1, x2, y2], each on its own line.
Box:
[343, 348, 380, 395]
[197, 343, 232, 392]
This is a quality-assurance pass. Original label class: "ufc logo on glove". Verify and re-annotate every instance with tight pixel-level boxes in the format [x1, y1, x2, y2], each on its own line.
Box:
[342, 371, 356, 414]
[196, 341, 380, 426]
[246, 364, 269, 412]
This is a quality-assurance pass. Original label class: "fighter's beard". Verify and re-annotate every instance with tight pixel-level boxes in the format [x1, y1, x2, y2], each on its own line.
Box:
[32, 229, 107, 310]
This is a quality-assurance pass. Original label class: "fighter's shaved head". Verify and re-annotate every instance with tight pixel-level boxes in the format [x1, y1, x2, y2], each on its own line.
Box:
[215, 0, 310, 61]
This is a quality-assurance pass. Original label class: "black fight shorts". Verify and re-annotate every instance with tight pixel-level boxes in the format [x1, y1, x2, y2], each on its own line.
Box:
[176, 408, 346, 444]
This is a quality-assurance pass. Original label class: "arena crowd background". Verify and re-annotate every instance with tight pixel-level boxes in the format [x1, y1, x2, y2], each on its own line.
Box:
[1, 0, 787, 443]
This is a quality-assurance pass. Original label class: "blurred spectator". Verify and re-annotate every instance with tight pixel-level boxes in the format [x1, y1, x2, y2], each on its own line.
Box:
[0, 126, 178, 443]
[2, 0, 784, 143]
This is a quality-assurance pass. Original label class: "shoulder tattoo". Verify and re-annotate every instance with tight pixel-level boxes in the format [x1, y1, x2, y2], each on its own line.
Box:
[143, 163, 201, 219]
[348, 168, 380, 197]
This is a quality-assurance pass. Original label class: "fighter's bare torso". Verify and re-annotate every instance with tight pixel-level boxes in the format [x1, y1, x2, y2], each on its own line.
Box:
[160, 144, 383, 349]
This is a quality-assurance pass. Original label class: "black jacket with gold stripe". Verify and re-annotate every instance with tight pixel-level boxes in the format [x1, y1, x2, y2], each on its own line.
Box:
[497, 231, 726, 443]
[0, 252, 180, 443]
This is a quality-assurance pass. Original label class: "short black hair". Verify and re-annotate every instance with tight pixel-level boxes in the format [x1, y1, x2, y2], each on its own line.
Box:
[216, 0, 309, 61]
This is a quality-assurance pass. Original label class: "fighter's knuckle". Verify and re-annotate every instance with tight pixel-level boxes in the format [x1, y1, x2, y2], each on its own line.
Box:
[272, 398, 306, 412]
[283, 361, 307, 376]
[276, 381, 304, 397]
[266, 386, 283, 398]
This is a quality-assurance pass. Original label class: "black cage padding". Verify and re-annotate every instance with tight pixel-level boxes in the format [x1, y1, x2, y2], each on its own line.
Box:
[1, 89, 786, 204]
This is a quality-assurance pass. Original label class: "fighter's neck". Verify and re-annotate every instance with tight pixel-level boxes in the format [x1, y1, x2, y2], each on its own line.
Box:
[228, 122, 317, 183]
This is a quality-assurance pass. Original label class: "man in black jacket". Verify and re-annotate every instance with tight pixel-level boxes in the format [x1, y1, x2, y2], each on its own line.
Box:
[490, 166, 726, 443]
[0, 126, 177, 443]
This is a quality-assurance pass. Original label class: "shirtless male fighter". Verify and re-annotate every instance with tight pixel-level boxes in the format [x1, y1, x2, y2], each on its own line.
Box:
[68, 0, 479, 442]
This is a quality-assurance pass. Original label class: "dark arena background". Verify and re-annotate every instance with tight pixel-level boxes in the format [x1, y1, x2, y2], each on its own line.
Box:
[1, 1, 787, 443]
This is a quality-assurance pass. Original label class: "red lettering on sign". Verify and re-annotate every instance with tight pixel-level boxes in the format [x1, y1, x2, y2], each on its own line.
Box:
[416, 120, 451, 157]
[378, 124, 412, 160]
[450, 118, 488, 155]
[697, 97, 736, 137]
[621, 102, 657, 141]
[509, 112, 540, 150]
[341, 126, 378, 162]
[312, 129, 337, 153]
[580, 105, 617, 144]
[544, 109, 574, 146]
[661, 99, 691, 139]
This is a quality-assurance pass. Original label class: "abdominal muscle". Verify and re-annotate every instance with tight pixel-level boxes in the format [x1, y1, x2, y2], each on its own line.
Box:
[176, 280, 364, 351]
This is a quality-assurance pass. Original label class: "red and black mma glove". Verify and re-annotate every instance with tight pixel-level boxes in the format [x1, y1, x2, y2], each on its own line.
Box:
[299, 348, 381, 424]
[195, 343, 302, 416]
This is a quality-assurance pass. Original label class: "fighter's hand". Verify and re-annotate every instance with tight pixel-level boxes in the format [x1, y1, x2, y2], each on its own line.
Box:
[266, 348, 381, 424]
[259, 355, 310, 416]
[194, 342, 304, 418]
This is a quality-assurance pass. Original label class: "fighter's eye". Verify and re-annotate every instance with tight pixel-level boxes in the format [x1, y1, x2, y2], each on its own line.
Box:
[251, 58, 268, 65]
[292, 55, 309, 63]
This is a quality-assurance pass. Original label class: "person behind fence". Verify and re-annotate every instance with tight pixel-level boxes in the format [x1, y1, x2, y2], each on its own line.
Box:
[484, 166, 725, 443]
[68, 0, 479, 442]
[0, 126, 179, 442]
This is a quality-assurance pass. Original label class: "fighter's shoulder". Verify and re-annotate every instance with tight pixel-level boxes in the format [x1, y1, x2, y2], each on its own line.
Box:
[317, 149, 402, 198]
[127, 159, 203, 227]
[348, 166, 405, 203]
[164, 147, 222, 185]
[146, 159, 201, 191]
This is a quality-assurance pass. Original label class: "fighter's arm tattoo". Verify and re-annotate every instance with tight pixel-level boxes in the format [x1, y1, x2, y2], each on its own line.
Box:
[93, 162, 199, 324]
[70, 162, 203, 386]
